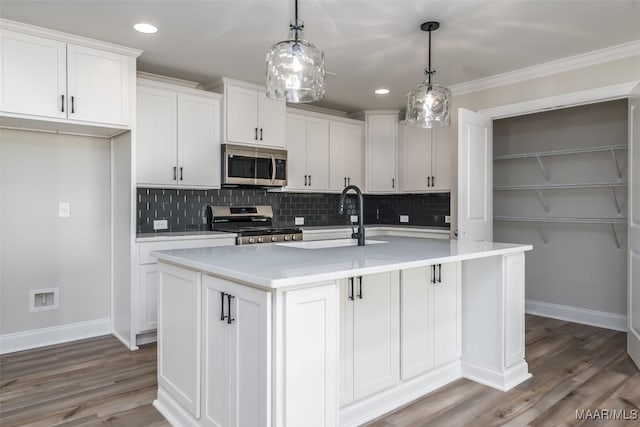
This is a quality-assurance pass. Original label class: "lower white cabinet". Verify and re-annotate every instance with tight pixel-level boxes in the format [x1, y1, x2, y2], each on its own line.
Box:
[202, 275, 271, 427]
[401, 263, 461, 380]
[340, 271, 400, 405]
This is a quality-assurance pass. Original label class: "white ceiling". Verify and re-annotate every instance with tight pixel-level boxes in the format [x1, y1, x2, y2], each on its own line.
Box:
[2, 0, 640, 112]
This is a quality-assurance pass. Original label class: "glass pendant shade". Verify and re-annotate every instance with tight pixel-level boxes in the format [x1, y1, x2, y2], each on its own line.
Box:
[266, 20, 325, 103]
[405, 82, 451, 128]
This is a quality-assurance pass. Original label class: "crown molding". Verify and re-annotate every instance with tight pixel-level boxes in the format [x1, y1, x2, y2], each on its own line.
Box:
[137, 72, 199, 89]
[287, 104, 349, 118]
[0, 18, 143, 57]
[450, 40, 640, 96]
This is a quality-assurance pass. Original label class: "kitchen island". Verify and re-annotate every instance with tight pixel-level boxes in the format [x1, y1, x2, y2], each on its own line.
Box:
[152, 236, 532, 427]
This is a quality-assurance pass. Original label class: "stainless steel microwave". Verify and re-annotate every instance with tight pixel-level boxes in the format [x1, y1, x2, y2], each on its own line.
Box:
[222, 144, 287, 187]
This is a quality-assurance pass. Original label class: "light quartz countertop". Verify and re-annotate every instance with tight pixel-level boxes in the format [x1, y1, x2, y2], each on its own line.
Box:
[136, 230, 236, 243]
[152, 236, 532, 289]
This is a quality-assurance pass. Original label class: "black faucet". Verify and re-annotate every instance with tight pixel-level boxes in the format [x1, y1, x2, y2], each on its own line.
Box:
[339, 185, 365, 246]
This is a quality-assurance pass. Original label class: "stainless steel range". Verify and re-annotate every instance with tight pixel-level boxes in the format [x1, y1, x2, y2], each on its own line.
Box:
[207, 205, 302, 245]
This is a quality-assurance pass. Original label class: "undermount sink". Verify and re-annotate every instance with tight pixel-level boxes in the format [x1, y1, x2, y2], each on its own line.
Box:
[276, 239, 389, 249]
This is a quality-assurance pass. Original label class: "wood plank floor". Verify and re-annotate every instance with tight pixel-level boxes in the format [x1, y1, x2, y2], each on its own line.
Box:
[1, 315, 638, 426]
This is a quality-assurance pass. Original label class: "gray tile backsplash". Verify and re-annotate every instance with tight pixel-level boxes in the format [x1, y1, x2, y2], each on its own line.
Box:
[137, 187, 450, 233]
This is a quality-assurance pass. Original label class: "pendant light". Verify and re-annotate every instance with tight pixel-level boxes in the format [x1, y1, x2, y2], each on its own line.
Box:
[266, 0, 325, 103]
[405, 21, 451, 128]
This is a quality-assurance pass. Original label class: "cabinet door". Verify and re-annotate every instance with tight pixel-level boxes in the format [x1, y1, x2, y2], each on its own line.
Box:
[339, 280, 354, 406]
[178, 93, 221, 188]
[366, 114, 397, 192]
[285, 113, 308, 190]
[400, 124, 430, 192]
[258, 91, 286, 147]
[430, 127, 451, 191]
[226, 85, 258, 144]
[138, 264, 159, 333]
[353, 271, 400, 400]
[66, 44, 130, 125]
[158, 264, 201, 418]
[401, 267, 434, 380]
[504, 254, 525, 368]
[305, 117, 330, 191]
[136, 85, 177, 186]
[433, 262, 461, 367]
[345, 124, 364, 189]
[0, 30, 66, 118]
[329, 121, 348, 192]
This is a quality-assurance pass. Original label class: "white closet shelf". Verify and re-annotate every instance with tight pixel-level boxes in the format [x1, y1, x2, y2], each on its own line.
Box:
[494, 144, 627, 160]
[494, 182, 627, 191]
[494, 216, 627, 224]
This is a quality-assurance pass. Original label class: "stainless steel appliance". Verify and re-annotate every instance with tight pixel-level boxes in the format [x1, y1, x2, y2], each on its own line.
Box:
[222, 144, 287, 187]
[208, 205, 302, 245]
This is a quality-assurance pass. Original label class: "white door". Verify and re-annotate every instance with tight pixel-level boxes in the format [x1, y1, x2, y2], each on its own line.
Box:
[431, 127, 452, 191]
[346, 124, 364, 189]
[400, 123, 430, 192]
[339, 280, 354, 405]
[258, 91, 286, 147]
[136, 85, 177, 186]
[366, 114, 397, 193]
[433, 262, 461, 366]
[628, 94, 640, 368]
[226, 85, 258, 144]
[0, 30, 66, 118]
[305, 117, 330, 191]
[353, 272, 400, 400]
[329, 121, 348, 192]
[285, 113, 308, 190]
[178, 93, 221, 188]
[458, 108, 493, 241]
[66, 44, 129, 125]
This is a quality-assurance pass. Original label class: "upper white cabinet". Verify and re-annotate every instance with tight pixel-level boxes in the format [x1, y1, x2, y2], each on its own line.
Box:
[329, 121, 364, 191]
[365, 111, 399, 193]
[286, 112, 330, 191]
[137, 79, 222, 188]
[0, 27, 138, 130]
[399, 123, 451, 192]
[221, 78, 286, 148]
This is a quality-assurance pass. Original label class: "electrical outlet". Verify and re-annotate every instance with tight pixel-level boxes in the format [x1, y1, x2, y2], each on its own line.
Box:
[350, 215, 358, 223]
[58, 202, 70, 218]
[295, 217, 304, 226]
[444, 215, 451, 224]
[153, 219, 168, 230]
[29, 288, 59, 312]
[399, 215, 409, 223]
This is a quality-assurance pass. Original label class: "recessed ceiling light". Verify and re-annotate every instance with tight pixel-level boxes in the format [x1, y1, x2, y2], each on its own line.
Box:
[134, 23, 158, 34]
[374, 88, 390, 95]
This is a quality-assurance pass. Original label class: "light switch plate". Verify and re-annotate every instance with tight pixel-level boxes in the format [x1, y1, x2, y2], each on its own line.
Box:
[154, 219, 168, 230]
[350, 215, 358, 223]
[58, 202, 70, 218]
[295, 217, 305, 226]
[400, 215, 409, 223]
[444, 215, 451, 224]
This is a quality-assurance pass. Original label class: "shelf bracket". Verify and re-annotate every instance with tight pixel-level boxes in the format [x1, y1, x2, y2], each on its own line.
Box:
[610, 223, 621, 250]
[535, 189, 550, 213]
[611, 149, 623, 180]
[537, 224, 549, 246]
[609, 185, 622, 215]
[535, 155, 550, 182]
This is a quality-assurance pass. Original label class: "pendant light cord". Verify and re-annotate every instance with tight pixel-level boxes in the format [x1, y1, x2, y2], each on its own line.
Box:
[290, 0, 303, 43]
[427, 29, 432, 84]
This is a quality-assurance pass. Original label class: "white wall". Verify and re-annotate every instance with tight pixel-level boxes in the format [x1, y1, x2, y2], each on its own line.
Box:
[0, 129, 111, 334]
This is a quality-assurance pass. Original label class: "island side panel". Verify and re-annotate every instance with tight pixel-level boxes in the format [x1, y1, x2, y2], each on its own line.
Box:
[460, 252, 531, 391]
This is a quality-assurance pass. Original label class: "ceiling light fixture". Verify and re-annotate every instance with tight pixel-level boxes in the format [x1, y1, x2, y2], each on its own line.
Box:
[133, 23, 158, 34]
[405, 21, 451, 128]
[374, 88, 390, 95]
[265, 0, 325, 103]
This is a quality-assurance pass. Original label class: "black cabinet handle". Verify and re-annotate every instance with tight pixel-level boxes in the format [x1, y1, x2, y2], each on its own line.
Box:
[427, 176, 431, 187]
[304, 175, 308, 186]
[227, 294, 235, 324]
[173, 167, 177, 180]
[180, 167, 183, 181]
[260, 128, 263, 141]
[254, 127, 258, 140]
[71, 96, 75, 114]
[348, 177, 351, 185]
[348, 278, 354, 300]
[344, 177, 347, 187]
[432, 176, 435, 187]
[431, 265, 436, 284]
[438, 264, 442, 283]
[61, 94, 65, 112]
[220, 292, 227, 321]
[308, 175, 311, 186]
[392, 178, 395, 189]
[357, 276, 363, 299]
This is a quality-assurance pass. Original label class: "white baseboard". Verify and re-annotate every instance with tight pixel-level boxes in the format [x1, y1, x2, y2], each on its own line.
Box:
[461, 360, 531, 392]
[526, 299, 627, 332]
[0, 318, 111, 354]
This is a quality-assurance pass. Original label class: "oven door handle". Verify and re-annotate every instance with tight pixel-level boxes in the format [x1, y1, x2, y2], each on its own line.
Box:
[270, 154, 276, 184]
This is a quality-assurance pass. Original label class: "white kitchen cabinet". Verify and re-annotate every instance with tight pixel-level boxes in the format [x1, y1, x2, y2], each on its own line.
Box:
[202, 275, 271, 427]
[340, 271, 400, 405]
[137, 79, 221, 188]
[399, 123, 451, 192]
[285, 113, 329, 191]
[365, 111, 399, 193]
[0, 29, 133, 127]
[401, 263, 460, 380]
[329, 121, 364, 191]
[223, 79, 285, 148]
